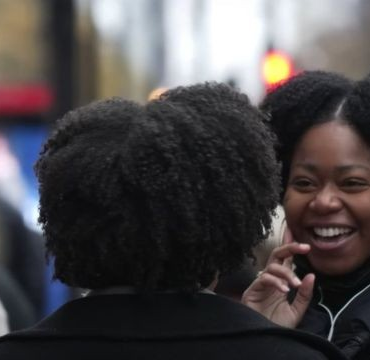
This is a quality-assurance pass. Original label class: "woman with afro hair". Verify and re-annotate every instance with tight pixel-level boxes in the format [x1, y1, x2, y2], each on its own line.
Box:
[243, 71, 370, 360]
[0, 82, 344, 360]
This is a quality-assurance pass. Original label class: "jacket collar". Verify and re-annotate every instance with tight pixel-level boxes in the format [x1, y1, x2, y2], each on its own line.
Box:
[3, 293, 348, 359]
[10, 293, 277, 339]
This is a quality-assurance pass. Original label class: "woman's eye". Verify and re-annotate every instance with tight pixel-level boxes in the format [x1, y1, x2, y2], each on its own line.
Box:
[341, 178, 369, 191]
[290, 178, 315, 191]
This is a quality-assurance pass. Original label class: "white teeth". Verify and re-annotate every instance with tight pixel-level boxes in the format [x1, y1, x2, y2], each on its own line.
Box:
[313, 227, 352, 237]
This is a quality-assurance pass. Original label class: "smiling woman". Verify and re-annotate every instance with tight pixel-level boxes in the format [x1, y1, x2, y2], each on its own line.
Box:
[242, 71, 370, 360]
[285, 121, 370, 276]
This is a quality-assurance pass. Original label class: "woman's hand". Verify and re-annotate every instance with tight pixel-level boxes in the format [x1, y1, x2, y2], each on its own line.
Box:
[241, 228, 315, 328]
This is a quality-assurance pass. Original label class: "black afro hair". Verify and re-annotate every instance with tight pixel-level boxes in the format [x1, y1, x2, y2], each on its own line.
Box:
[260, 71, 353, 197]
[35, 82, 280, 291]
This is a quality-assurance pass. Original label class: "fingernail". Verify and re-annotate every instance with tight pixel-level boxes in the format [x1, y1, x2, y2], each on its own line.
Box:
[292, 277, 301, 286]
[299, 243, 310, 249]
[281, 284, 290, 292]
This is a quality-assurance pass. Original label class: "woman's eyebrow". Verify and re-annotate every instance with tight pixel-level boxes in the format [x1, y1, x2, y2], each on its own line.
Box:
[335, 164, 370, 174]
[290, 163, 317, 172]
[291, 163, 370, 173]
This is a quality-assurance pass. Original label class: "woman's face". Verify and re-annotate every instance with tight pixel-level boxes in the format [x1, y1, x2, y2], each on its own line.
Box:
[284, 121, 370, 276]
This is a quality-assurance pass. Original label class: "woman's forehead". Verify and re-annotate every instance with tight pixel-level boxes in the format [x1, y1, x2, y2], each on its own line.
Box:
[291, 121, 370, 169]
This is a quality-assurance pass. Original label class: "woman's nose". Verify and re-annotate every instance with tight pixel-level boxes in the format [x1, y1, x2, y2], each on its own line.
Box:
[308, 185, 343, 214]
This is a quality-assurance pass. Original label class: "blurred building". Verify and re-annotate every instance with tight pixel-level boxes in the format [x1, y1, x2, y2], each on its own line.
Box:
[75, 0, 370, 104]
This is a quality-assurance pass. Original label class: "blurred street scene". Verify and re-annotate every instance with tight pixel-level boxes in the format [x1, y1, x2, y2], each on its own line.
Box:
[0, 0, 369, 321]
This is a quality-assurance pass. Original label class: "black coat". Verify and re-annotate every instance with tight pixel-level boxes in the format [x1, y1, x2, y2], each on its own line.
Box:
[0, 265, 35, 330]
[0, 293, 347, 360]
[0, 198, 45, 317]
[298, 284, 370, 360]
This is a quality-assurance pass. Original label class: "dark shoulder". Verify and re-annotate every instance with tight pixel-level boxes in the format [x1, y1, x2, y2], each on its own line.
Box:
[251, 332, 347, 360]
[0, 331, 347, 360]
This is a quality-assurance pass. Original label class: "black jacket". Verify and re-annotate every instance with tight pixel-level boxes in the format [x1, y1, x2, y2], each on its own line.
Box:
[0, 293, 346, 360]
[298, 283, 370, 360]
[295, 255, 370, 360]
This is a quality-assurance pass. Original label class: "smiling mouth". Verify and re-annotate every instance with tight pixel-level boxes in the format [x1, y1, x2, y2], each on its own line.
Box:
[309, 226, 355, 248]
[313, 226, 354, 239]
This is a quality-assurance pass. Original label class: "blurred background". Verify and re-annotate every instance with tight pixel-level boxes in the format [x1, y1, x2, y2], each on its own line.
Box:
[0, 0, 369, 323]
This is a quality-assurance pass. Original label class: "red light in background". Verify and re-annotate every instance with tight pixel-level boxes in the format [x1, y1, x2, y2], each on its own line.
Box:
[0, 84, 54, 116]
[262, 50, 294, 87]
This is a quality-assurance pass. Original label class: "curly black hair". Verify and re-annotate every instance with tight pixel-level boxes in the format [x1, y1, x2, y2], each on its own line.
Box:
[342, 73, 370, 145]
[260, 71, 354, 198]
[35, 82, 280, 291]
